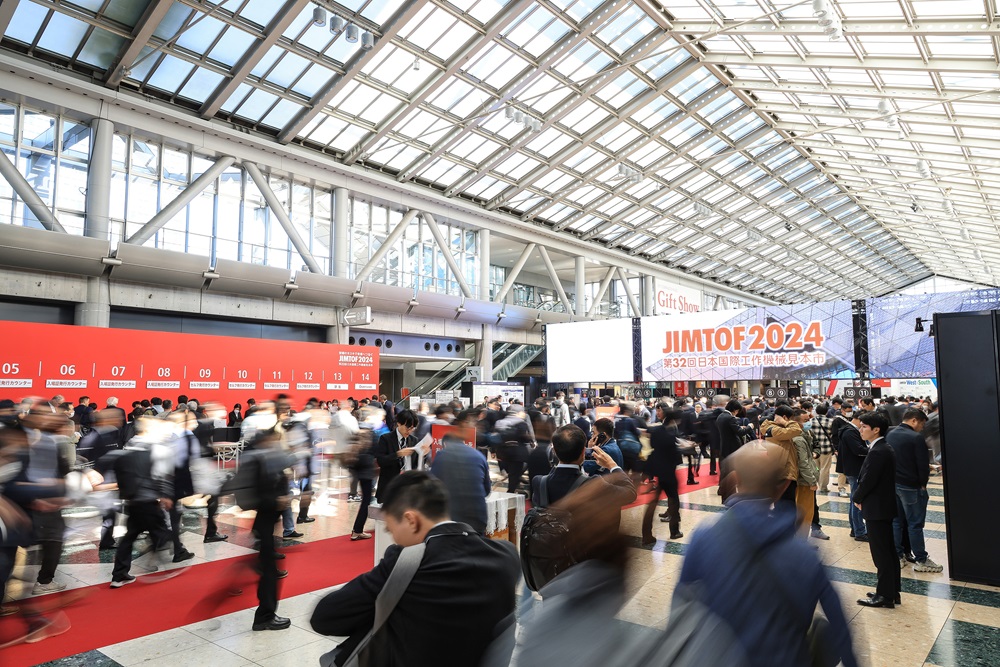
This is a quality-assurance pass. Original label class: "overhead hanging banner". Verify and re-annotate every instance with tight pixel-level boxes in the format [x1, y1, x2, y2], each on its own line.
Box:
[867, 288, 1000, 378]
[640, 301, 856, 381]
[0, 321, 379, 408]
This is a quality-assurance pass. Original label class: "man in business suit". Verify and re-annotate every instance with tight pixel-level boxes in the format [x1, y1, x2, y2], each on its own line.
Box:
[717, 398, 756, 502]
[853, 412, 899, 609]
[840, 409, 870, 541]
[642, 405, 683, 544]
[429, 409, 491, 534]
[310, 472, 520, 666]
[373, 410, 422, 504]
[696, 396, 726, 475]
[531, 426, 636, 533]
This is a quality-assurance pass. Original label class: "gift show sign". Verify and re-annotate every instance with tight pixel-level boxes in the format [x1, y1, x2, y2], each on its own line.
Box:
[0, 321, 379, 408]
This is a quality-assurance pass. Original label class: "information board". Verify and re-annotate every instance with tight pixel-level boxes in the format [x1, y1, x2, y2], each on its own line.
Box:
[0, 321, 379, 409]
[641, 300, 855, 381]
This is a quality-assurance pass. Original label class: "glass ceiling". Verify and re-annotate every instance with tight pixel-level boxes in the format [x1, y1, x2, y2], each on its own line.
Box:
[7, 0, 998, 301]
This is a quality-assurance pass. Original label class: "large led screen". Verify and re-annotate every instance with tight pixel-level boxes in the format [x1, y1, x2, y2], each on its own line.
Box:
[867, 288, 1000, 378]
[640, 301, 856, 381]
[545, 318, 635, 383]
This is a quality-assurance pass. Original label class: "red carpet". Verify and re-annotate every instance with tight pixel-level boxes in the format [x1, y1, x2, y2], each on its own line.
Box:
[625, 463, 719, 510]
[0, 535, 374, 666]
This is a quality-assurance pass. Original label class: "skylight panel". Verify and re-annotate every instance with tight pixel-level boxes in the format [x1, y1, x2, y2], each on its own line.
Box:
[77, 28, 126, 70]
[207, 26, 257, 68]
[362, 0, 407, 25]
[147, 55, 196, 94]
[266, 53, 311, 89]
[553, 41, 613, 80]
[36, 11, 89, 57]
[174, 14, 226, 53]
[178, 67, 226, 104]
[234, 87, 279, 121]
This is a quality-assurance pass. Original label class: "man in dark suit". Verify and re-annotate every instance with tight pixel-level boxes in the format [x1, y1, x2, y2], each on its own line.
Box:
[696, 396, 725, 475]
[310, 472, 520, 666]
[840, 410, 869, 541]
[104, 397, 127, 429]
[853, 412, 899, 609]
[373, 410, 421, 504]
[429, 410, 491, 534]
[642, 405, 683, 544]
[718, 399, 755, 460]
[531, 426, 636, 530]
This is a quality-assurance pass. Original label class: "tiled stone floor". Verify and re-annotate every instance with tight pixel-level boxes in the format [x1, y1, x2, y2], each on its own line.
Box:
[17, 469, 1000, 667]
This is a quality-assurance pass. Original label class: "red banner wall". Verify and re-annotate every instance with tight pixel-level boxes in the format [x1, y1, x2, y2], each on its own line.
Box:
[0, 321, 379, 410]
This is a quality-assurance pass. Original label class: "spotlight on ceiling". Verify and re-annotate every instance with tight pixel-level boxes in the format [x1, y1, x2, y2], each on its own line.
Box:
[361, 30, 375, 50]
[914, 317, 926, 333]
[330, 16, 345, 34]
[311, 6, 327, 26]
[345, 23, 359, 43]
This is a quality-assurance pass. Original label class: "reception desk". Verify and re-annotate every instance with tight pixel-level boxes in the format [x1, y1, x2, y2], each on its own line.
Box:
[369, 492, 525, 565]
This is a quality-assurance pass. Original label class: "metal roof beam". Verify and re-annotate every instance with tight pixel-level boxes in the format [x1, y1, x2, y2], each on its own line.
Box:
[668, 18, 1000, 37]
[104, 0, 174, 88]
[702, 53, 1000, 74]
[199, 0, 311, 119]
[278, 0, 424, 143]
[0, 1, 19, 35]
[341, 0, 535, 166]
[396, 0, 629, 182]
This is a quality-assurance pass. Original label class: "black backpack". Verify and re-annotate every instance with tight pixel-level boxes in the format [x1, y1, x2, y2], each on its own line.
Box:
[519, 474, 588, 591]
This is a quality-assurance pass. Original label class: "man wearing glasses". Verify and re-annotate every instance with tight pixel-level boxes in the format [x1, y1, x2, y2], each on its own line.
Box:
[373, 410, 423, 504]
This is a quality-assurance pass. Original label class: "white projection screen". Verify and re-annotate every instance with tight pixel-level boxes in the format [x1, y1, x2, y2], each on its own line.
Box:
[545, 319, 634, 383]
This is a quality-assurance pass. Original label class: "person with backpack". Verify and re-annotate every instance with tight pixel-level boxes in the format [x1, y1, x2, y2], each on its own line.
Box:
[107, 418, 177, 589]
[551, 391, 571, 428]
[522, 425, 636, 592]
[676, 442, 859, 667]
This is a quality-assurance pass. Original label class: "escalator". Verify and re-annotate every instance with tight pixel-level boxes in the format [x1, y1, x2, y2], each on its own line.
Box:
[411, 342, 545, 395]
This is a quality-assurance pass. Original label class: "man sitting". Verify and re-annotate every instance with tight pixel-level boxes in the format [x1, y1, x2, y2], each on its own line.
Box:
[310, 472, 520, 667]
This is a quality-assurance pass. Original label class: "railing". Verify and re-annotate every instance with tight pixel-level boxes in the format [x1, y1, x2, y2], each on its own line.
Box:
[493, 344, 545, 382]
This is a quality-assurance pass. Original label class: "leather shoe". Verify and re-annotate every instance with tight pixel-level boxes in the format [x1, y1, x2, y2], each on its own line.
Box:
[283, 531, 303, 539]
[857, 594, 894, 609]
[669, 532, 684, 539]
[277, 569, 288, 579]
[641, 537, 656, 546]
[172, 549, 195, 563]
[854, 534, 869, 542]
[297, 516, 315, 524]
[203, 534, 229, 543]
[867, 591, 901, 605]
[252, 615, 291, 631]
[274, 552, 286, 560]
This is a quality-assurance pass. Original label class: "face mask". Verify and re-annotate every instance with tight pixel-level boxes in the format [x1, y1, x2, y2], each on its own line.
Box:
[803, 422, 812, 431]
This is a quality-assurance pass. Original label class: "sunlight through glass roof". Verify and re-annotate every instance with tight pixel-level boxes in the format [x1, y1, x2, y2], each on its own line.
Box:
[6, 0, 999, 300]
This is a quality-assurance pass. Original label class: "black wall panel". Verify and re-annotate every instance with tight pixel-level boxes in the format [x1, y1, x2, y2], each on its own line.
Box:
[109, 309, 324, 343]
[934, 310, 1000, 585]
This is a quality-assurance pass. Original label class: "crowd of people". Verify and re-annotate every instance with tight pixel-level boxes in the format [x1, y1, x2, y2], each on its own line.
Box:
[0, 385, 942, 664]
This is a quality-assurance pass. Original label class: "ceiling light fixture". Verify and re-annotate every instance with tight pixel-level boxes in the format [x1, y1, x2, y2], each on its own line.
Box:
[961, 228, 971, 241]
[312, 6, 327, 26]
[361, 31, 375, 50]
[916, 159, 933, 179]
[345, 23, 359, 43]
[330, 16, 345, 35]
[813, 0, 843, 40]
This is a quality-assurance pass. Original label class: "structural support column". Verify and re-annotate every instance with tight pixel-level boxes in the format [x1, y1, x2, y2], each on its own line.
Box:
[587, 267, 618, 318]
[0, 148, 66, 233]
[85, 118, 114, 240]
[421, 212, 473, 298]
[75, 277, 110, 327]
[326, 309, 349, 346]
[537, 246, 573, 315]
[333, 187, 350, 278]
[479, 228, 491, 301]
[643, 275, 654, 317]
[477, 324, 494, 382]
[495, 243, 535, 304]
[244, 162, 323, 274]
[616, 268, 641, 318]
[127, 156, 235, 245]
[575, 256, 586, 316]
[355, 208, 418, 283]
